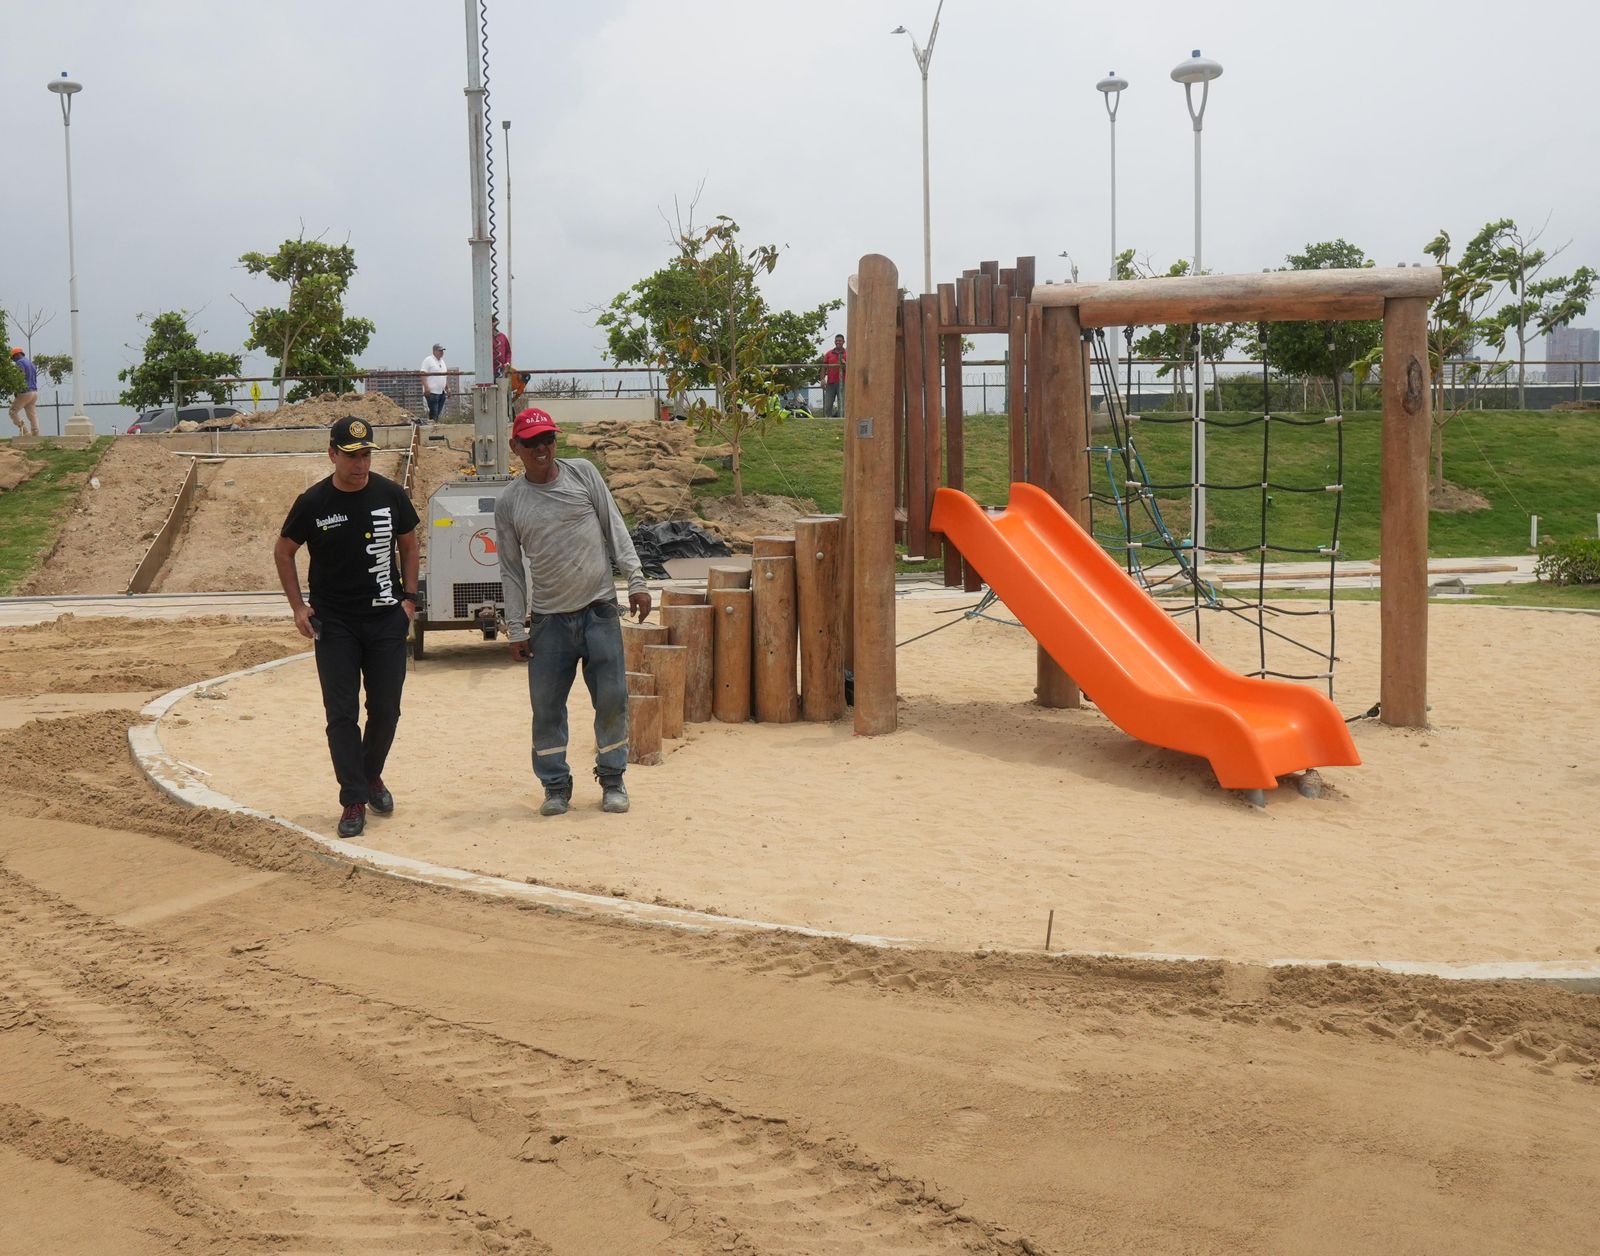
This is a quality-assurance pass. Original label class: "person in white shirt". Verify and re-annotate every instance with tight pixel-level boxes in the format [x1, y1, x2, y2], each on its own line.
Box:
[419, 343, 449, 423]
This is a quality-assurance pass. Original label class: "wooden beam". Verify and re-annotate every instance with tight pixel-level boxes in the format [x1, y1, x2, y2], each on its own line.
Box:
[1379, 296, 1432, 728]
[1031, 266, 1444, 327]
[848, 253, 900, 736]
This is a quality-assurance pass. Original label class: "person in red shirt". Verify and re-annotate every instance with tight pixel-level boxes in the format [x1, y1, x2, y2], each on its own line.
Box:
[820, 334, 846, 417]
[492, 317, 512, 379]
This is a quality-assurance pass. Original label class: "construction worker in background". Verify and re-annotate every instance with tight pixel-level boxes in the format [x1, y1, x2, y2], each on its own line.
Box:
[820, 334, 846, 417]
[9, 348, 40, 436]
[492, 317, 512, 380]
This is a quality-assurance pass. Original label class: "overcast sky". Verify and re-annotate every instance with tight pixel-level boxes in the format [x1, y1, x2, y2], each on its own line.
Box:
[5, 0, 1599, 426]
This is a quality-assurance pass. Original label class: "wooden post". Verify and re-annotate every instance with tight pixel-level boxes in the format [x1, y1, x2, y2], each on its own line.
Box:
[1034, 303, 1088, 709]
[902, 296, 929, 558]
[643, 643, 688, 739]
[1007, 292, 1028, 484]
[662, 603, 714, 723]
[707, 564, 752, 594]
[943, 330, 965, 587]
[752, 555, 799, 723]
[627, 694, 663, 766]
[1380, 295, 1431, 728]
[710, 588, 753, 723]
[751, 535, 796, 560]
[626, 671, 655, 696]
[622, 621, 670, 675]
[660, 584, 708, 607]
[849, 253, 900, 735]
[920, 293, 942, 556]
[795, 515, 847, 721]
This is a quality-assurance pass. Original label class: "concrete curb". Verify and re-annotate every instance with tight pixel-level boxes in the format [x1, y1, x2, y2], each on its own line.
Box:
[129, 654, 1600, 984]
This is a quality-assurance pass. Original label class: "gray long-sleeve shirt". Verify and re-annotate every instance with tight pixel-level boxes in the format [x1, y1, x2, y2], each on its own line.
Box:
[494, 458, 646, 638]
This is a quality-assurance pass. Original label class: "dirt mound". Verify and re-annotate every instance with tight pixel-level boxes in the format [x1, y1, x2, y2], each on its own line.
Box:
[565, 420, 726, 522]
[15, 440, 178, 596]
[0, 445, 39, 492]
[1430, 480, 1492, 513]
[234, 391, 414, 430]
[694, 492, 820, 549]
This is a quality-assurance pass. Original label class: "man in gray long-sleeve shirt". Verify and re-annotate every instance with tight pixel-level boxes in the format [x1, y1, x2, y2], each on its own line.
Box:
[495, 407, 651, 816]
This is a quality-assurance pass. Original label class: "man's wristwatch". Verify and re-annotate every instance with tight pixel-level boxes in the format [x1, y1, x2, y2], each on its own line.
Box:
[400, 591, 417, 603]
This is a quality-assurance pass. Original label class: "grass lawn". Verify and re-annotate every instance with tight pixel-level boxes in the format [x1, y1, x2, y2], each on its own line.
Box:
[0, 439, 111, 595]
[695, 409, 1600, 562]
[1268, 580, 1600, 611]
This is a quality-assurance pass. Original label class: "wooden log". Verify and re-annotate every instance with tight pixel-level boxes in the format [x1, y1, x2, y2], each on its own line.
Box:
[902, 296, 929, 557]
[622, 621, 670, 674]
[627, 693, 662, 766]
[710, 588, 753, 723]
[1380, 295, 1432, 728]
[937, 283, 956, 327]
[659, 584, 708, 607]
[751, 555, 800, 723]
[626, 671, 656, 696]
[1034, 303, 1088, 710]
[893, 321, 906, 529]
[750, 535, 796, 560]
[706, 564, 752, 593]
[1025, 302, 1045, 487]
[662, 603, 714, 723]
[943, 331, 965, 587]
[975, 271, 994, 326]
[1032, 265, 1444, 327]
[794, 516, 846, 721]
[642, 643, 688, 739]
[921, 293, 942, 546]
[849, 253, 900, 735]
[1008, 292, 1027, 484]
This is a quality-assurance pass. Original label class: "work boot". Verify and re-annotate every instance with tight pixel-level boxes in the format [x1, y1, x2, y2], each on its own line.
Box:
[597, 771, 629, 814]
[540, 787, 571, 817]
[367, 777, 395, 815]
[337, 803, 366, 838]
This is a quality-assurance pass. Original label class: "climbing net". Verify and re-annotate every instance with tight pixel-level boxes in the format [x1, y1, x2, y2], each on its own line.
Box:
[1085, 325, 1346, 698]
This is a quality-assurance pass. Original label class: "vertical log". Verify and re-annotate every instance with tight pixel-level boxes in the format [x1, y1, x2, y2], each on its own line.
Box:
[710, 587, 753, 723]
[662, 603, 714, 723]
[943, 331, 965, 587]
[849, 253, 900, 735]
[1035, 303, 1088, 709]
[752, 555, 799, 723]
[1026, 303, 1045, 486]
[750, 536, 796, 560]
[842, 277, 858, 673]
[921, 293, 943, 552]
[1380, 296, 1431, 728]
[902, 297, 929, 557]
[893, 317, 906, 535]
[706, 564, 752, 594]
[626, 671, 655, 696]
[1008, 292, 1028, 484]
[795, 515, 847, 721]
[627, 694, 662, 766]
[660, 584, 708, 607]
[642, 643, 688, 739]
[622, 621, 670, 675]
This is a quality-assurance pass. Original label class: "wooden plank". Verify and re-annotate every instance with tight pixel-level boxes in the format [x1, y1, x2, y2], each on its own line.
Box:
[1380, 295, 1432, 728]
[975, 272, 995, 326]
[849, 253, 900, 735]
[999, 266, 1017, 293]
[960, 277, 979, 327]
[1007, 292, 1027, 485]
[127, 457, 200, 594]
[1031, 265, 1444, 327]
[1034, 303, 1088, 709]
[937, 283, 956, 327]
[921, 293, 943, 550]
[1015, 256, 1037, 304]
[902, 297, 929, 557]
[943, 331, 965, 587]
[980, 259, 1001, 282]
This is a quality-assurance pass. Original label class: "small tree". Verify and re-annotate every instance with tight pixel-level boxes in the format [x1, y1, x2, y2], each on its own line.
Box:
[1120, 252, 1244, 407]
[236, 229, 374, 405]
[598, 214, 839, 500]
[117, 311, 243, 410]
[1263, 240, 1382, 409]
[0, 309, 24, 399]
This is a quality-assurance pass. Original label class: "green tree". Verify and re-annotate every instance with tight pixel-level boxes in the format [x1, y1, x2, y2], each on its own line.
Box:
[32, 354, 72, 385]
[117, 311, 243, 411]
[1263, 240, 1382, 409]
[597, 215, 840, 500]
[236, 230, 374, 405]
[1120, 252, 1245, 408]
[1467, 217, 1596, 408]
[0, 309, 23, 399]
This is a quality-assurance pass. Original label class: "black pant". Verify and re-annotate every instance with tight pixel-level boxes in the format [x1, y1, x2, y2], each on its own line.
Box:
[313, 607, 409, 806]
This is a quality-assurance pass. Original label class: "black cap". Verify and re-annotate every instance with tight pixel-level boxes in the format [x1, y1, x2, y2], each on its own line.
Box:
[330, 415, 378, 452]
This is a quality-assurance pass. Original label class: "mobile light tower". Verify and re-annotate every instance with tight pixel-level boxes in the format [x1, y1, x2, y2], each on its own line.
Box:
[463, 0, 505, 474]
[501, 118, 514, 356]
[1171, 49, 1222, 556]
[1096, 70, 1128, 387]
[891, 0, 946, 295]
[47, 73, 94, 438]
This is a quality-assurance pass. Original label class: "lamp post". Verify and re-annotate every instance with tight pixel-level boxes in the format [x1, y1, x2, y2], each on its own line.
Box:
[501, 119, 513, 355]
[1096, 71, 1128, 389]
[1171, 49, 1222, 556]
[47, 72, 94, 437]
[891, 0, 946, 295]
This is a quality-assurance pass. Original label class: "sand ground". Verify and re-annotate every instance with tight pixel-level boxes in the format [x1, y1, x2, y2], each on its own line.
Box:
[2, 614, 1598, 1254]
[164, 596, 1600, 967]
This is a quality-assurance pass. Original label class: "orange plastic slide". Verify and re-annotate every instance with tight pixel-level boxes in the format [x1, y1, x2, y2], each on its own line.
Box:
[929, 483, 1360, 791]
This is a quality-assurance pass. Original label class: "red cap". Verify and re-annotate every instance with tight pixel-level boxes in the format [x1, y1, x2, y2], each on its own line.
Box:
[512, 407, 558, 441]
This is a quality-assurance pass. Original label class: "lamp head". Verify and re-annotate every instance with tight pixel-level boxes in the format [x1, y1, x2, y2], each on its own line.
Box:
[48, 73, 83, 96]
[891, 25, 907, 34]
[1096, 73, 1129, 95]
[1171, 51, 1223, 84]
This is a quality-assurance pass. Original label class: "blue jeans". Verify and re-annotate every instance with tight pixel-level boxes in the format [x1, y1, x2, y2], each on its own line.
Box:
[822, 380, 844, 417]
[527, 601, 629, 792]
[424, 391, 446, 422]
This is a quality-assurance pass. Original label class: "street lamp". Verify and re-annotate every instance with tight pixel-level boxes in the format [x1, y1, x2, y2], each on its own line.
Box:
[891, 0, 946, 295]
[1171, 48, 1222, 556]
[1096, 71, 1128, 389]
[47, 72, 94, 437]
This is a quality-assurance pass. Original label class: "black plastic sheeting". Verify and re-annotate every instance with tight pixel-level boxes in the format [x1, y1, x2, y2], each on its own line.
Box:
[628, 520, 732, 580]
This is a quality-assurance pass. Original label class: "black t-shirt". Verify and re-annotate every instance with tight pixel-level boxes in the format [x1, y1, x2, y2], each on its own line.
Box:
[280, 473, 421, 618]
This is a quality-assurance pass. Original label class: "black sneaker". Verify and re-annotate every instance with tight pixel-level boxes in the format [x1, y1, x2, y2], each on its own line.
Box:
[597, 772, 629, 814]
[368, 778, 394, 815]
[337, 803, 366, 838]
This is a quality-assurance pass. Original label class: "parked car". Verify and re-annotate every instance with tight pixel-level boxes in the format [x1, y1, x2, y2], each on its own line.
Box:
[126, 403, 242, 434]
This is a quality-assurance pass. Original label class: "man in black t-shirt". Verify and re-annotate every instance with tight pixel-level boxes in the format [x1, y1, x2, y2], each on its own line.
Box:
[274, 416, 421, 838]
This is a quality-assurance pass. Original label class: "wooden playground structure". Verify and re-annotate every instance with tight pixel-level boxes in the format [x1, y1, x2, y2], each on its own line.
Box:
[841, 253, 1444, 741]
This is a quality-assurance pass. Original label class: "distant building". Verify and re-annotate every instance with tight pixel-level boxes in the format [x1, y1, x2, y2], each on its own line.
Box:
[1545, 325, 1599, 384]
